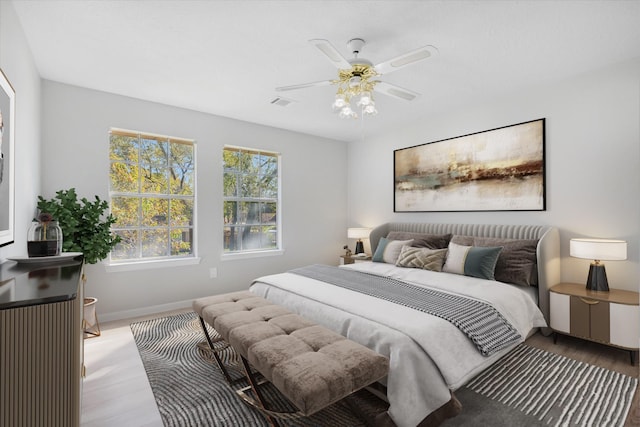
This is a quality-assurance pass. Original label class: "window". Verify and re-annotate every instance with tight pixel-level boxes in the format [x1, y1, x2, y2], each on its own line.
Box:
[109, 129, 196, 262]
[223, 146, 279, 253]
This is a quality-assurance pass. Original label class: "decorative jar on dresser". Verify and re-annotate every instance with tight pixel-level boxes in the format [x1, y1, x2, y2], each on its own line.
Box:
[27, 213, 63, 257]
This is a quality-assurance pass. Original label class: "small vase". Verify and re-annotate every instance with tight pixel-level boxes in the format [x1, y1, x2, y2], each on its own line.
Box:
[27, 220, 63, 257]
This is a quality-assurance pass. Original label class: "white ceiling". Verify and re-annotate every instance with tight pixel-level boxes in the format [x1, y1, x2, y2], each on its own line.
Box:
[11, 0, 640, 143]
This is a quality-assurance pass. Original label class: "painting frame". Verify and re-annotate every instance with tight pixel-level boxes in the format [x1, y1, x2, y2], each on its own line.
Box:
[0, 68, 15, 247]
[394, 119, 545, 212]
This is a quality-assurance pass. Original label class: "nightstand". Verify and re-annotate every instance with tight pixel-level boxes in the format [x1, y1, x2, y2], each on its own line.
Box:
[339, 255, 372, 265]
[549, 283, 639, 364]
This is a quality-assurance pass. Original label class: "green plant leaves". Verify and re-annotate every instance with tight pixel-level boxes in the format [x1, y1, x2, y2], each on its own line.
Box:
[37, 188, 121, 264]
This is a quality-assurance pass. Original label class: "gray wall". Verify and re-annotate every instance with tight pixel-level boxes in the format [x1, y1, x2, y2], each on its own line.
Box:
[347, 59, 640, 292]
[40, 81, 348, 320]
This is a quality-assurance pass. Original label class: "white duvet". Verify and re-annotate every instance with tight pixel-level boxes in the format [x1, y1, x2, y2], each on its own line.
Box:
[249, 262, 546, 427]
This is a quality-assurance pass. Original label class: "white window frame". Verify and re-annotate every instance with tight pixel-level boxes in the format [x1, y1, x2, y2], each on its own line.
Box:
[106, 128, 199, 270]
[221, 145, 282, 260]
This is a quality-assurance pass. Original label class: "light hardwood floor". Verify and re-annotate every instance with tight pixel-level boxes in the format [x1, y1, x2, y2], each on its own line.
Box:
[81, 309, 640, 426]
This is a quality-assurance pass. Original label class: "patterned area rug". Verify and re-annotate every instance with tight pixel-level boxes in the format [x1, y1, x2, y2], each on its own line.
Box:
[131, 312, 637, 427]
[458, 344, 638, 427]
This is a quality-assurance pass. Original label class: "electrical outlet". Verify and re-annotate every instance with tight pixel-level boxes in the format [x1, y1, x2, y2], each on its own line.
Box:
[209, 268, 217, 279]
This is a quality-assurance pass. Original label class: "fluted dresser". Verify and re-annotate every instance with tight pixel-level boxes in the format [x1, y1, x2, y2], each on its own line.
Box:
[0, 255, 84, 427]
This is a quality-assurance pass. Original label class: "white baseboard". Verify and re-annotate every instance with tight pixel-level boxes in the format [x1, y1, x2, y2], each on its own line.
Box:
[100, 299, 194, 323]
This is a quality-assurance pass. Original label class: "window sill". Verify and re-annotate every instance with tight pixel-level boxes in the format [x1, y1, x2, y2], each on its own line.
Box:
[104, 257, 201, 273]
[221, 249, 284, 261]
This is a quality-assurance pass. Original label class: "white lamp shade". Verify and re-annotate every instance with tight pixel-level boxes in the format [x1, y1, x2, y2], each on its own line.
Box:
[347, 227, 371, 240]
[570, 238, 627, 261]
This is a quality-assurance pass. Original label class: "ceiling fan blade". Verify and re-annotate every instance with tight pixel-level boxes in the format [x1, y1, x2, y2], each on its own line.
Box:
[309, 39, 352, 69]
[276, 80, 334, 92]
[374, 81, 420, 101]
[374, 45, 438, 75]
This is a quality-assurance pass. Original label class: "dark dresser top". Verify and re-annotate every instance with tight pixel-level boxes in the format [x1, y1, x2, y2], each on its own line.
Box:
[0, 255, 84, 310]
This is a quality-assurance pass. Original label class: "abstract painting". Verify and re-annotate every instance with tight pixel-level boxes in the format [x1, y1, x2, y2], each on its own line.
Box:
[394, 119, 545, 212]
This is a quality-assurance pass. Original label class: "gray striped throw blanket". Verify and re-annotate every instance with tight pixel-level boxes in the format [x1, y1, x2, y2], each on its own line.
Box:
[290, 264, 521, 356]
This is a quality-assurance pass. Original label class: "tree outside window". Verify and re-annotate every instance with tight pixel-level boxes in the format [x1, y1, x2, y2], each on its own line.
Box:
[223, 146, 279, 253]
[109, 129, 196, 262]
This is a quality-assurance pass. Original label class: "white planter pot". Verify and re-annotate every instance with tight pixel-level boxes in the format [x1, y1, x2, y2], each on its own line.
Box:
[83, 297, 100, 338]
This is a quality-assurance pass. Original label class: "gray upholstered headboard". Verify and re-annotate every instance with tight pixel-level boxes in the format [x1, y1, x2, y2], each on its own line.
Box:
[369, 222, 560, 329]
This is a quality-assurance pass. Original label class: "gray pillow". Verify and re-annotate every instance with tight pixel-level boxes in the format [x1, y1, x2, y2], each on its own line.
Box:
[396, 246, 448, 271]
[474, 237, 538, 287]
[450, 234, 474, 246]
[386, 231, 452, 249]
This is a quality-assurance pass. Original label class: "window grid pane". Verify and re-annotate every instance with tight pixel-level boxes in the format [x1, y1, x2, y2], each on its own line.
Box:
[223, 147, 279, 253]
[110, 129, 196, 262]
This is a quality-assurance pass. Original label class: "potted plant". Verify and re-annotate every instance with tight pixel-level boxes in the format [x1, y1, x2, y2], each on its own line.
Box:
[37, 188, 121, 337]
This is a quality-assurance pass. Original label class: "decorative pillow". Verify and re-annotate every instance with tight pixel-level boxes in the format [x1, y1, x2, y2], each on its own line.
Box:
[386, 232, 452, 249]
[396, 246, 448, 271]
[450, 234, 475, 246]
[442, 242, 503, 280]
[372, 238, 414, 264]
[473, 237, 538, 287]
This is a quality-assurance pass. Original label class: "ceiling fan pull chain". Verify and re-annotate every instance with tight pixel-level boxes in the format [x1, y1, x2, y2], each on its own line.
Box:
[360, 108, 366, 143]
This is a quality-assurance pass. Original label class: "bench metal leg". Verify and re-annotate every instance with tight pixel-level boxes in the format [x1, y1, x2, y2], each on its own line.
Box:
[197, 315, 237, 384]
[239, 356, 279, 427]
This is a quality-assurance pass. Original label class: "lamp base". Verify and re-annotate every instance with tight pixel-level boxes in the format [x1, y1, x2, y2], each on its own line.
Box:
[586, 263, 609, 292]
[355, 240, 364, 255]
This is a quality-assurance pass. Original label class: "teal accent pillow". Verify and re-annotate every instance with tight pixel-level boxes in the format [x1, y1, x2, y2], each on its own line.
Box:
[372, 237, 389, 262]
[443, 242, 503, 280]
[372, 237, 414, 264]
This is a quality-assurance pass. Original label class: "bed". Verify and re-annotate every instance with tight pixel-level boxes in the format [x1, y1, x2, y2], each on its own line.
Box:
[249, 222, 560, 427]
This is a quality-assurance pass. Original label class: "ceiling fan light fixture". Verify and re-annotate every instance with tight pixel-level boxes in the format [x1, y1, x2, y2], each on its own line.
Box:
[363, 104, 378, 116]
[279, 38, 435, 119]
[357, 91, 372, 106]
[339, 105, 357, 119]
[332, 93, 348, 110]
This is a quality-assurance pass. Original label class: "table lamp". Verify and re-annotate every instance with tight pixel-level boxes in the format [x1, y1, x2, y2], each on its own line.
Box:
[347, 227, 371, 255]
[569, 238, 627, 292]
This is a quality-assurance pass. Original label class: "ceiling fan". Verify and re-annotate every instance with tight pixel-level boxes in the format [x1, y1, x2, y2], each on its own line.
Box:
[276, 38, 438, 118]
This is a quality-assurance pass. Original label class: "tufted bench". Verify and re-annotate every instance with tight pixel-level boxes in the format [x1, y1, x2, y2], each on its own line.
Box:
[193, 291, 389, 422]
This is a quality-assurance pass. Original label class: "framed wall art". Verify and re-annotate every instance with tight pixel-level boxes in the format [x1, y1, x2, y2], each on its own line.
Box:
[0, 68, 15, 247]
[394, 118, 545, 212]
